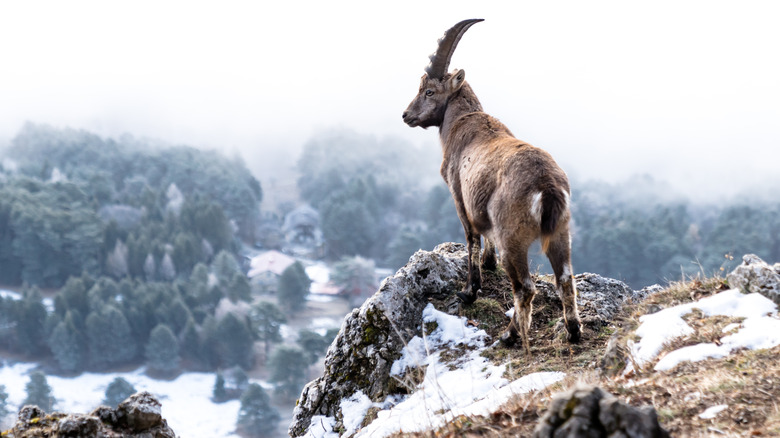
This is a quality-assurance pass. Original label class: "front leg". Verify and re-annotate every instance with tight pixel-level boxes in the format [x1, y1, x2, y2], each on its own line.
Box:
[456, 229, 482, 304]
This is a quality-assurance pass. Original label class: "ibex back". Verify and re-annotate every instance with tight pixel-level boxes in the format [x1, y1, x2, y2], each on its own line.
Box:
[402, 19, 582, 352]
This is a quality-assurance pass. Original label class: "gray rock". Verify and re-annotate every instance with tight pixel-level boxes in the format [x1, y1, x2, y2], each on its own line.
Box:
[116, 391, 164, 432]
[727, 254, 780, 306]
[575, 273, 652, 322]
[533, 384, 669, 438]
[288, 242, 468, 437]
[6, 392, 175, 437]
[57, 414, 100, 437]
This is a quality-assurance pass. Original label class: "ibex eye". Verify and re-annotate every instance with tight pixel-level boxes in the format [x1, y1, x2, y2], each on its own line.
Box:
[425, 90, 434, 97]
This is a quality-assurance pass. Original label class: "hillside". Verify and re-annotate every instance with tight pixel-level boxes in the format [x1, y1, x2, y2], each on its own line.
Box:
[290, 244, 780, 437]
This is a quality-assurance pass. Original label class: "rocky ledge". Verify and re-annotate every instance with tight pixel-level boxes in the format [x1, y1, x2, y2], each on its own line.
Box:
[3, 391, 176, 438]
[289, 242, 658, 437]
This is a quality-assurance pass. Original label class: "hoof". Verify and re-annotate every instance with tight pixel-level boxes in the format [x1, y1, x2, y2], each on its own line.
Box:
[456, 289, 478, 305]
[566, 321, 582, 344]
[499, 322, 519, 347]
[499, 329, 518, 347]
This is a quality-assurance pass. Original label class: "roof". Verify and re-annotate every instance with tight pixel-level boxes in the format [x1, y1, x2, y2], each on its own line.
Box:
[247, 250, 297, 278]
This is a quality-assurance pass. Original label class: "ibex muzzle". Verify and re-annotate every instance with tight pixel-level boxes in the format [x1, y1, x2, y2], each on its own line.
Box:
[403, 19, 582, 352]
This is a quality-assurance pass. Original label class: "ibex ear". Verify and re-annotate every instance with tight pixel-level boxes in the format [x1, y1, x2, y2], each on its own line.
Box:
[449, 69, 466, 91]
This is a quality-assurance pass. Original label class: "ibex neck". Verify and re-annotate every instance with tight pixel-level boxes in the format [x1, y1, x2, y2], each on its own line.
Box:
[440, 82, 483, 141]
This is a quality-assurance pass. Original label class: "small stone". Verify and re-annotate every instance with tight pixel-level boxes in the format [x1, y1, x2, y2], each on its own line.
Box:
[116, 391, 163, 432]
[727, 254, 780, 306]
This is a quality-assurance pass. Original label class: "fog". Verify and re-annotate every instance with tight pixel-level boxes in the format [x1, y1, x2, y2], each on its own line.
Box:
[1, 0, 778, 201]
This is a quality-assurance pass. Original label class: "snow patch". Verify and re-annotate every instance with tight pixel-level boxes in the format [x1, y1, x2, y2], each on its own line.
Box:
[340, 391, 373, 436]
[699, 404, 728, 419]
[345, 304, 562, 437]
[304, 415, 339, 438]
[628, 289, 779, 372]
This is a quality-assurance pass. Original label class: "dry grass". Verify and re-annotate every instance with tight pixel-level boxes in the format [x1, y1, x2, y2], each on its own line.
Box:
[391, 274, 780, 437]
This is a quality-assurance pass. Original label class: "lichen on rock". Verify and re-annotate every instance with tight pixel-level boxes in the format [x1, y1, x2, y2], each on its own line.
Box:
[288, 242, 468, 437]
[3, 391, 175, 438]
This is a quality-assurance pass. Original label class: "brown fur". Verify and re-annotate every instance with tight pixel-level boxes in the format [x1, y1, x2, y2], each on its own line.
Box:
[403, 68, 582, 352]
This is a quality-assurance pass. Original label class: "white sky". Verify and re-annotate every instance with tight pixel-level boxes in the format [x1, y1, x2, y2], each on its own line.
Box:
[1, 1, 778, 200]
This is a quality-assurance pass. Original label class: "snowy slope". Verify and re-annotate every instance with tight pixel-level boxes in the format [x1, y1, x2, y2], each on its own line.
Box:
[0, 363, 270, 437]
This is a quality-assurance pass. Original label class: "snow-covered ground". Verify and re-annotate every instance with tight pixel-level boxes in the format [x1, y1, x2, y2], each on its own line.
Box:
[303, 304, 564, 438]
[0, 362, 271, 437]
[627, 288, 780, 373]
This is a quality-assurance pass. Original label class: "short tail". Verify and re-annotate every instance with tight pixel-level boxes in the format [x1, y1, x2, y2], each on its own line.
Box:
[540, 188, 568, 253]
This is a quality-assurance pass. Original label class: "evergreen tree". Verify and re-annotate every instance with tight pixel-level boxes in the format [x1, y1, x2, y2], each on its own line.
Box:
[23, 371, 55, 411]
[179, 317, 201, 364]
[296, 330, 330, 365]
[85, 306, 137, 369]
[236, 383, 280, 438]
[268, 345, 309, 399]
[213, 250, 241, 286]
[226, 272, 252, 303]
[16, 287, 48, 356]
[212, 372, 227, 402]
[103, 377, 136, 407]
[160, 253, 177, 281]
[216, 314, 254, 369]
[277, 262, 310, 312]
[48, 312, 85, 372]
[145, 323, 180, 375]
[0, 384, 10, 425]
[250, 301, 286, 358]
[199, 315, 221, 370]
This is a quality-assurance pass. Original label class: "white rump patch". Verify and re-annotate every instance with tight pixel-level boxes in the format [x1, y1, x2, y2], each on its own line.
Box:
[530, 192, 543, 222]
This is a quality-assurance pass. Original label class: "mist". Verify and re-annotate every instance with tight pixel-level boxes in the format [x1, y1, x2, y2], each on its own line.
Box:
[1, 1, 779, 202]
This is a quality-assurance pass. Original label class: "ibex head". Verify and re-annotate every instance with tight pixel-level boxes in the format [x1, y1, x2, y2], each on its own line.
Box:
[402, 19, 483, 129]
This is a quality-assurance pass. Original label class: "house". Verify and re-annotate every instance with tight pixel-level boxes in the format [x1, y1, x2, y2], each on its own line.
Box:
[247, 250, 297, 292]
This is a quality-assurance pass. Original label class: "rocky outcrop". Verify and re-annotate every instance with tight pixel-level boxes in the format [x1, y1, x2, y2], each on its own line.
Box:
[289, 242, 469, 436]
[727, 254, 780, 306]
[533, 385, 670, 438]
[289, 242, 653, 437]
[4, 392, 176, 438]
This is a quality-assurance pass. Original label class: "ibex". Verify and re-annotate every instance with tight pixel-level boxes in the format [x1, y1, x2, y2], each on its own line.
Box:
[402, 19, 582, 352]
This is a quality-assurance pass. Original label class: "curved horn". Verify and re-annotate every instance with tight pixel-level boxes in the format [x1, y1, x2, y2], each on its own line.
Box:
[425, 18, 484, 79]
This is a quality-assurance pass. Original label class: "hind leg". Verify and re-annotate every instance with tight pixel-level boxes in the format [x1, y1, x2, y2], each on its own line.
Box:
[481, 237, 497, 271]
[456, 229, 482, 304]
[546, 229, 582, 343]
[499, 244, 536, 353]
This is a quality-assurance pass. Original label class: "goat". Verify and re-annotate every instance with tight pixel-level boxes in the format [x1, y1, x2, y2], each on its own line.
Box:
[402, 19, 581, 352]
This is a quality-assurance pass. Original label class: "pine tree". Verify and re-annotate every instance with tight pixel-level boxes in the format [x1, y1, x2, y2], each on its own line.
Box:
[103, 377, 136, 407]
[277, 262, 310, 312]
[23, 371, 55, 411]
[179, 317, 201, 364]
[268, 345, 308, 399]
[216, 314, 254, 369]
[85, 306, 137, 370]
[48, 312, 85, 372]
[296, 330, 329, 365]
[0, 384, 10, 424]
[160, 253, 177, 281]
[250, 301, 286, 358]
[145, 324, 180, 375]
[200, 315, 221, 370]
[16, 287, 48, 356]
[212, 373, 227, 402]
[236, 383, 280, 438]
[226, 272, 252, 303]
